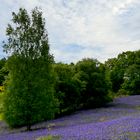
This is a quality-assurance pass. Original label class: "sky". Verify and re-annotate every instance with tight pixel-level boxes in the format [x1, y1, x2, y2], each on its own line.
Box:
[0, 0, 140, 63]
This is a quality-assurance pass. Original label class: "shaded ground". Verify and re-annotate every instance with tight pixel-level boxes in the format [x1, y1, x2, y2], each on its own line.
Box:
[0, 95, 140, 140]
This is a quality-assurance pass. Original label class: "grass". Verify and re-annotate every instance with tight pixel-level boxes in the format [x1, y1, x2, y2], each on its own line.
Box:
[36, 135, 61, 140]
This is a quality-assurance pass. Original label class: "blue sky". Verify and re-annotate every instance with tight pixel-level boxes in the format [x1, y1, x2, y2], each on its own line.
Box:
[0, 0, 140, 63]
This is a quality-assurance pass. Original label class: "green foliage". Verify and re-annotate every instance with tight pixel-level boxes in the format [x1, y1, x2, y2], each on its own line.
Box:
[0, 58, 6, 70]
[0, 114, 2, 121]
[0, 88, 4, 121]
[54, 59, 112, 114]
[0, 93, 3, 114]
[54, 63, 85, 114]
[75, 58, 111, 108]
[117, 89, 129, 96]
[122, 64, 140, 95]
[105, 50, 140, 96]
[3, 8, 58, 130]
[0, 58, 8, 85]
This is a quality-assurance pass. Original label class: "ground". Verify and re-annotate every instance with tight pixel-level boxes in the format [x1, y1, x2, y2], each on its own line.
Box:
[0, 95, 140, 140]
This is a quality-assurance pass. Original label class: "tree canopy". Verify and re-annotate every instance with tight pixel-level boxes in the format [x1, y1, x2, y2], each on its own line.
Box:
[105, 50, 140, 95]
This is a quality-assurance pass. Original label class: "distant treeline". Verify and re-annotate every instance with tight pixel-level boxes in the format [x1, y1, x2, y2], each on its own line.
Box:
[0, 7, 139, 130]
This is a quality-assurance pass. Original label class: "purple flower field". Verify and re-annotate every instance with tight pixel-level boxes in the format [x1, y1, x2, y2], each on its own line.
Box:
[0, 95, 140, 140]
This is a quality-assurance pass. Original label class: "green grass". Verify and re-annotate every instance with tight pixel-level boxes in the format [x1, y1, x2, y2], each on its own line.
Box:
[36, 135, 61, 140]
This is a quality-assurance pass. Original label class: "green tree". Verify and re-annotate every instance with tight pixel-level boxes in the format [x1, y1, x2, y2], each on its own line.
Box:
[105, 51, 139, 93]
[54, 63, 84, 114]
[3, 8, 58, 130]
[75, 58, 111, 108]
[122, 64, 140, 95]
[0, 58, 8, 85]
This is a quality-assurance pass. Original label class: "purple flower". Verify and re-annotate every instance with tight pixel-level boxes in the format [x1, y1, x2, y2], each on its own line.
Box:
[0, 95, 140, 140]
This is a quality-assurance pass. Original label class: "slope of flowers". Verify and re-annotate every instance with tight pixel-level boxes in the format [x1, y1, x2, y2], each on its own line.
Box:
[0, 95, 140, 140]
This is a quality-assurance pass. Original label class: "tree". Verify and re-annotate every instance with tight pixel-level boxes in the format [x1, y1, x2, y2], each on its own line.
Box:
[3, 8, 58, 130]
[105, 51, 139, 93]
[0, 58, 8, 85]
[122, 64, 140, 95]
[105, 50, 140, 96]
[54, 63, 84, 115]
[75, 58, 111, 108]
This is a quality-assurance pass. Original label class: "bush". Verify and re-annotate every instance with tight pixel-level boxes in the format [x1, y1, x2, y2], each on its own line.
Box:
[117, 89, 129, 97]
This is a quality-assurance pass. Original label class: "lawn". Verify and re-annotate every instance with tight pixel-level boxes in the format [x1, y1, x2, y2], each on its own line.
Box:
[0, 95, 140, 140]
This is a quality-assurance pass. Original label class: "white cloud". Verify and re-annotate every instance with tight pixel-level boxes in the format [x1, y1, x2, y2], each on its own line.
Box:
[110, 0, 138, 15]
[0, 0, 140, 62]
